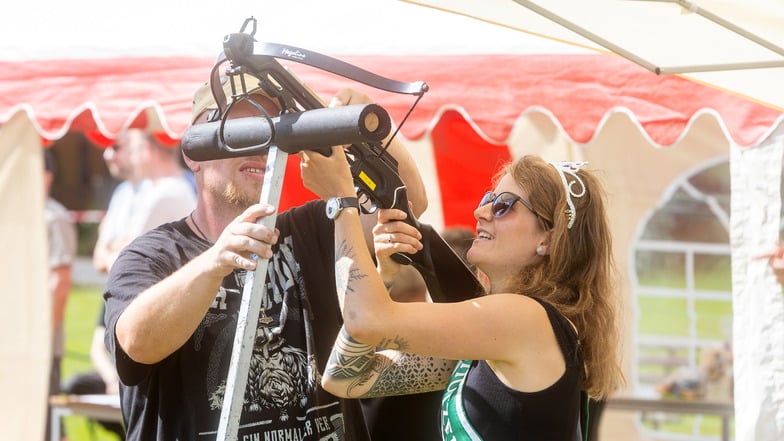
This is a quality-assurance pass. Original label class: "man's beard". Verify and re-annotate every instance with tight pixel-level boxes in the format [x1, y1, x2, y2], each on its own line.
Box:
[222, 181, 261, 208]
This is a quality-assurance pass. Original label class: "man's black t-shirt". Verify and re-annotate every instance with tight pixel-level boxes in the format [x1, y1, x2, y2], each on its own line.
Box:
[104, 200, 369, 441]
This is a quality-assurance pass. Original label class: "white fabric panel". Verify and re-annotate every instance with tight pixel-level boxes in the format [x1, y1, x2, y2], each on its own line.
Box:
[0, 112, 50, 440]
[730, 125, 784, 441]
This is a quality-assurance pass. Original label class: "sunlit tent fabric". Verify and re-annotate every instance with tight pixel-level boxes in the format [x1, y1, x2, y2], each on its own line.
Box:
[2, 1, 783, 439]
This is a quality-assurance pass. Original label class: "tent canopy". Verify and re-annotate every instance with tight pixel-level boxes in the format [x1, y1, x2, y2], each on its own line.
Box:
[405, 0, 784, 112]
[1, 0, 781, 148]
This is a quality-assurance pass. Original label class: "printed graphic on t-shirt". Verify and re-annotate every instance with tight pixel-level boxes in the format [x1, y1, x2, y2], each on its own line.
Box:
[196, 235, 344, 439]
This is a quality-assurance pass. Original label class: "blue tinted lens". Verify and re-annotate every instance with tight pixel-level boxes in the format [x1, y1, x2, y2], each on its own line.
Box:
[491, 194, 518, 218]
[478, 191, 495, 208]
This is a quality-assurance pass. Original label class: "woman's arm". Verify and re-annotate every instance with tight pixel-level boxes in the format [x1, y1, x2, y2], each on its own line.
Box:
[322, 327, 455, 398]
[302, 140, 565, 396]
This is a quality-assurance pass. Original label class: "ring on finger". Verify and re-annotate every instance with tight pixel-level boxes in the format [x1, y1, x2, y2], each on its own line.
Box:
[388, 233, 393, 243]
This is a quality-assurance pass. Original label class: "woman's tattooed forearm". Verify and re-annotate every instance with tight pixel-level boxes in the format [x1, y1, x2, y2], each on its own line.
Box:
[326, 328, 384, 394]
[327, 330, 454, 397]
[327, 329, 375, 380]
[335, 240, 369, 294]
[366, 352, 455, 396]
[336, 239, 356, 259]
[377, 335, 410, 351]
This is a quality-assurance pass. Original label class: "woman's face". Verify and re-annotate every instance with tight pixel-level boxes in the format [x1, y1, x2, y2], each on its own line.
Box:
[467, 173, 549, 288]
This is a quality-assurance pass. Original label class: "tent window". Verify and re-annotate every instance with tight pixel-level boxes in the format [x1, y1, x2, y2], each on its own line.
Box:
[631, 157, 733, 439]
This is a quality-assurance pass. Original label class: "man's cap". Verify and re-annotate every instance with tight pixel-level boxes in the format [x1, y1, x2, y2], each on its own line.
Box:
[191, 73, 279, 123]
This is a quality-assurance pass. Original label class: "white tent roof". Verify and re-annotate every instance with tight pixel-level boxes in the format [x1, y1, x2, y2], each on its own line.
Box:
[406, 0, 784, 112]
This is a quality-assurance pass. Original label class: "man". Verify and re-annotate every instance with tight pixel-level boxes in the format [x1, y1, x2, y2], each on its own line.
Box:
[93, 128, 196, 273]
[103, 74, 427, 441]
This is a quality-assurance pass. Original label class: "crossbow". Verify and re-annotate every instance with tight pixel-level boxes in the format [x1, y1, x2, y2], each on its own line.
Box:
[182, 17, 484, 303]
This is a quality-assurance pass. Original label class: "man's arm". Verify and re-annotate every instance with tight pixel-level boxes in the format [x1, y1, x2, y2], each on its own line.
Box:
[114, 204, 278, 364]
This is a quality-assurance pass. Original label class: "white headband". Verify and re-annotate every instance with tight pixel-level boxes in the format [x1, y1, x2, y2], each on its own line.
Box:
[549, 161, 588, 229]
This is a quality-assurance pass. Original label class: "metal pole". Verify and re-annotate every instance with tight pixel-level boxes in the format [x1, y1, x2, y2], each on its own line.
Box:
[216, 145, 288, 441]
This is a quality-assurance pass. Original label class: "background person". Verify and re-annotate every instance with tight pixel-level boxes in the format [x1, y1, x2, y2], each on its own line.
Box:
[43, 149, 78, 441]
[103, 75, 427, 441]
[93, 128, 196, 273]
[309, 153, 624, 439]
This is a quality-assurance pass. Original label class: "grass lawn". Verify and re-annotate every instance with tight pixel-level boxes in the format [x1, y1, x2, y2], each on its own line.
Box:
[61, 283, 121, 441]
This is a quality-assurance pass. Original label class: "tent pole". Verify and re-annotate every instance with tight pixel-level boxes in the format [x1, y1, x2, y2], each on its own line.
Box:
[514, 0, 784, 74]
[215, 145, 288, 441]
[669, 0, 784, 56]
[511, 0, 662, 72]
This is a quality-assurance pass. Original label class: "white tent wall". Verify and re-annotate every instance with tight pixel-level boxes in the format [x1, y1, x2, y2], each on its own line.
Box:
[730, 128, 784, 439]
[0, 112, 49, 440]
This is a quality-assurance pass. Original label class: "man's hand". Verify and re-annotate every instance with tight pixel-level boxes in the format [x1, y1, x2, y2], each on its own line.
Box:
[754, 243, 784, 285]
[202, 204, 280, 275]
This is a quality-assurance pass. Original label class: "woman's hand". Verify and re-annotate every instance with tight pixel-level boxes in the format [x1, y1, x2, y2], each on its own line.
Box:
[299, 87, 374, 200]
[373, 208, 422, 283]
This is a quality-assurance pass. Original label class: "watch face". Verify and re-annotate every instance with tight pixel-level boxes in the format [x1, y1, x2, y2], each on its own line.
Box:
[326, 198, 340, 219]
[326, 197, 358, 219]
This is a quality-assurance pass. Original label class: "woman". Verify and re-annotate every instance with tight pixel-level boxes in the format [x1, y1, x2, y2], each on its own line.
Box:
[302, 152, 623, 440]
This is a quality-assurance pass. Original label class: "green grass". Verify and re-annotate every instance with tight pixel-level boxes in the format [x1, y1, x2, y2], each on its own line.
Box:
[61, 283, 121, 441]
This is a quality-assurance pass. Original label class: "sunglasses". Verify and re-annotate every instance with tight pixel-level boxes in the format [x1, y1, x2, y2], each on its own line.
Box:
[478, 191, 550, 228]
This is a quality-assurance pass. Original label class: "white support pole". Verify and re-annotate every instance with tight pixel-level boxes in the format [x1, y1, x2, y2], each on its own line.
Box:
[216, 145, 289, 441]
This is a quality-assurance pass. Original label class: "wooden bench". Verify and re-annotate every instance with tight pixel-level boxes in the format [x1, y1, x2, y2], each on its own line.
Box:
[49, 394, 122, 441]
[607, 390, 733, 441]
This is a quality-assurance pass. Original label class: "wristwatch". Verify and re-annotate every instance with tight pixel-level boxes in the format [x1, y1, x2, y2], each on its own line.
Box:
[325, 196, 360, 219]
